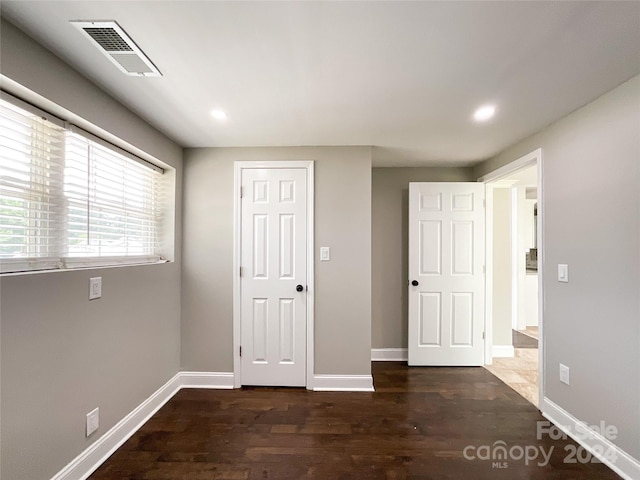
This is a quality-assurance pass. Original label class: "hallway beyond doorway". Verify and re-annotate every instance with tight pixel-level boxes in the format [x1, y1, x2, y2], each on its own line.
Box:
[485, 342, 538, 407]
[513, 328, 538, 348]
[486, 326, 538, 408]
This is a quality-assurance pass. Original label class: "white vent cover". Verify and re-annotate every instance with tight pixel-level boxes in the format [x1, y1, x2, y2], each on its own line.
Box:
[71, 21, 161, 77]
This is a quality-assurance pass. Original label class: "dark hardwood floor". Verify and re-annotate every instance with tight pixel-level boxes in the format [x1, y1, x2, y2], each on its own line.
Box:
[90, 363, 620, 479]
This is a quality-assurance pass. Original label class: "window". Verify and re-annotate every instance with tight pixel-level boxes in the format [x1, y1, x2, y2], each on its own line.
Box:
[0, 96, 165, 273]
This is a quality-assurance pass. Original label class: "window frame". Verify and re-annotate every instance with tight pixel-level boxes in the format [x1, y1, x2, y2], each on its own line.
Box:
[0, 92, 169, 275]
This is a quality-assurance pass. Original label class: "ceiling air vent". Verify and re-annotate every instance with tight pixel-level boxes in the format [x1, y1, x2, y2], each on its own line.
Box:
[71, 21, 162, 77]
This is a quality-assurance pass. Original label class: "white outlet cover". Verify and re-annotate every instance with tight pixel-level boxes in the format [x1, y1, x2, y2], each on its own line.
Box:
[86, 407, 99, 436]
[320, 247, 331, 261]
[559, 363, 570, 385]
[89, 277, 102, 300]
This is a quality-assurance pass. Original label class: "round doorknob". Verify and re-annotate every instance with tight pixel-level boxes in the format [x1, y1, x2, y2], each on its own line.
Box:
[296, 284, 304, 292]
[411, 280, 419, 286]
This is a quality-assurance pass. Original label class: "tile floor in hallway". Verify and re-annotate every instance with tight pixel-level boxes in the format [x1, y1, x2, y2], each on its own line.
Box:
[485, 345, 539, 407]
[523, 327, 539, 340]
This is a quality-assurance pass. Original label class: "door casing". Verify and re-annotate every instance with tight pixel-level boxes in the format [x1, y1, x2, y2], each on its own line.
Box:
[233, 161, 315, 389]
[478, 148, 544, 408]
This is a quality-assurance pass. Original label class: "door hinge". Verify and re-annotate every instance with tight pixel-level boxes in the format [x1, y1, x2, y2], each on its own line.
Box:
[482, 332, 485, 340]
[240, 186, 243, 198]
[239, 346, 242, 357]
[239, 266, 242, 277]
[483, 265, 486, 274]
[483, 199, 486, 208]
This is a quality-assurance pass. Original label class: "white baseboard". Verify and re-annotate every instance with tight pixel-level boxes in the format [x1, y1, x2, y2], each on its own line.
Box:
[371, 348, 408, 361]
[51, 373, 182, 480]
[180, 371, 234, 389]
[313, 374, 375, 392]
[52, 369, 377, 480]
[492, 345, 515, 358]
[541, 397, 640, 480]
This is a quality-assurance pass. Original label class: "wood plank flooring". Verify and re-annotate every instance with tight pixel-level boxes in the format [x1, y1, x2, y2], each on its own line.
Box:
[89, 363, 620, 479]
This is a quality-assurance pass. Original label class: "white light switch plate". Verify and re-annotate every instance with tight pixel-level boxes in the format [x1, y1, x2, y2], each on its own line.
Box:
[559, 363, 570, 385]
[557, 264, 569, 283]
[320, 247, 331, 261]
[89, 277, 102, 300]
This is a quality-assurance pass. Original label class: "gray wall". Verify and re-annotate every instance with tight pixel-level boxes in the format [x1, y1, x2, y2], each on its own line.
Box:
[182, 147, 372, 376]
[492, 188, 512, 346]
[0, 21, 183, 480]
[476, 75, 640, 461]
[371, 167, 475, 349]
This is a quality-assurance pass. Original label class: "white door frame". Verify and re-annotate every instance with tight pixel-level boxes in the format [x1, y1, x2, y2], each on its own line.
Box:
[233, 161, 315, 389]
[478, 148, 544, 408]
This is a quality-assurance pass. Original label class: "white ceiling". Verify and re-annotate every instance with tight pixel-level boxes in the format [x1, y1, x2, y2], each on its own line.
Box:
[2, 1, 639, 167]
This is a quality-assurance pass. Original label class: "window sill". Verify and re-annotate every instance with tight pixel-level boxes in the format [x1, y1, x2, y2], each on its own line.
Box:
[0, 258, 171, 277]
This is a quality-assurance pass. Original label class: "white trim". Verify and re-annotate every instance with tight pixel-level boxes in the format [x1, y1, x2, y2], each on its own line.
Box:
[479, 148, 544, 410]
[510, 186, 520, 330]
[477, 149, 541, 183]
[312, 374, 375, 392]
[306, 162, 315, 390]
[51, 368, 374, 479]
[541, 398, 640, 480]
[484, 185, 494, 365]
[371, 348, 408, 361]
[536, 151, 545, 409]
[233, 161, 315, 390]
[233, 164, 241, 388]
[180, 372, 234, 389]
[50, 373, 182, 480]
[492, 345, 515, 358]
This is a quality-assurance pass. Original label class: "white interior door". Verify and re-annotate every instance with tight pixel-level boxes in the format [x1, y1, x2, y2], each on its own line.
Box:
[408, 182, 485, 366]
[240, 167, 308, 386]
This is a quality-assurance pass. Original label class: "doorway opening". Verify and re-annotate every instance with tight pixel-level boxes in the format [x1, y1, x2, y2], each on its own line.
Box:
[480, 149, 543, 408]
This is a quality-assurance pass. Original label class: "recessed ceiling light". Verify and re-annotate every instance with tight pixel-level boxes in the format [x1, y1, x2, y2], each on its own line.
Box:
[473, 104, 496, 122]
[210, 109, 228, 121]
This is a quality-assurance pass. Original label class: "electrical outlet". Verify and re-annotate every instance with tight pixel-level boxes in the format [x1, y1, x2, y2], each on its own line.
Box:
[86, 407, 99, 437]
[89, 277, 102, 300]
[320, 247, 331, 261]
[559, 363, 570, 385]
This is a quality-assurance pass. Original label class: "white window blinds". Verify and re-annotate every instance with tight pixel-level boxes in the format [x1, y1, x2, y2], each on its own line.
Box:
[0, 99, 66, 272]
[0, 96, 165, 273]
[64, 132, 162, 266]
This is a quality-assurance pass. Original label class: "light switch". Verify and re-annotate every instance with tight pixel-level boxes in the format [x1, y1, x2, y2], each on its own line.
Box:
[558, 264, 568, 283]
[320, 247, 331, 262]
[559, 363, 570, 385]
[89, 277, 102, 300]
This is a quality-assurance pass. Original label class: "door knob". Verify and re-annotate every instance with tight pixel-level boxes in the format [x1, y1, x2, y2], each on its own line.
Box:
[411, 280, 419, 286]
[296, 284, 304, 292]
